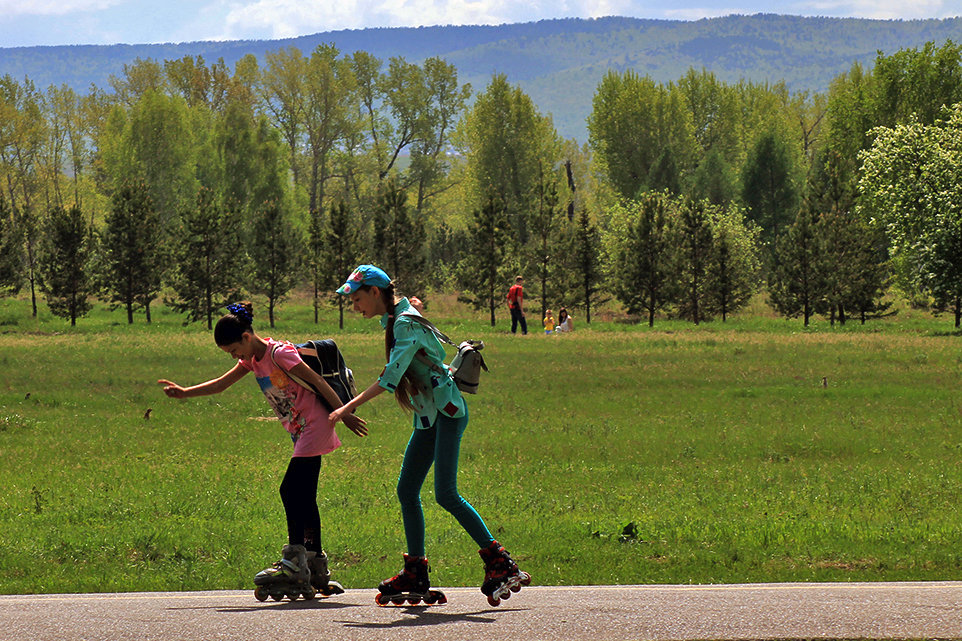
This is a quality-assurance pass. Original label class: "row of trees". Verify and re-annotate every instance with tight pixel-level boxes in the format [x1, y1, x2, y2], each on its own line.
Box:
[3, 40, 962, 326]
[589, 39, 962, 326]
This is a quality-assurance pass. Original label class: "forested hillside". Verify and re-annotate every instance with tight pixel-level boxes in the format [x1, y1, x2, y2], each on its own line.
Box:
[3, 14, 962, 141]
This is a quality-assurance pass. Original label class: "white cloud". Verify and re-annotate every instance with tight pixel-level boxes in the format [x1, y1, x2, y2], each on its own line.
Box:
[0, 0, 121, 18]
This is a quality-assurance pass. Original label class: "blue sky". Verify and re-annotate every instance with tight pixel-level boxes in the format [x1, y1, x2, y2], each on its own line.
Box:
[1, 0, 960, 48]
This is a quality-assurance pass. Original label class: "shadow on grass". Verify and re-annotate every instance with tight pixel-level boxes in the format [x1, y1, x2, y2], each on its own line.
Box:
[927, 328, 962, 337]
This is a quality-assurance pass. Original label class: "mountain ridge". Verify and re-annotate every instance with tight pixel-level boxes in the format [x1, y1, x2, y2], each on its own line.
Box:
[3, 14, 962, 141]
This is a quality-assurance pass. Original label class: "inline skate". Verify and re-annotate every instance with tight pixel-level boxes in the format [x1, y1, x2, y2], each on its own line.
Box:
[375, 553, 447, 606]
[306, 550, 344, 596]
[253, 544, 316, 601]
[479, 540, 530, 606]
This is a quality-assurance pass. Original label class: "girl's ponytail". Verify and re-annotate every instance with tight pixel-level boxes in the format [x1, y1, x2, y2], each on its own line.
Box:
[380, 282, 417, 413]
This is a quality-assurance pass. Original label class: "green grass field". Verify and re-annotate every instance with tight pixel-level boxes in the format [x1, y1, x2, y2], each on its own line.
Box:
[2, 295, 962, 595]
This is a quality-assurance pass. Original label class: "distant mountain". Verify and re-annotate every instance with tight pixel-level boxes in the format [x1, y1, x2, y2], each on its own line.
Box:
[3, 14, 962, 141]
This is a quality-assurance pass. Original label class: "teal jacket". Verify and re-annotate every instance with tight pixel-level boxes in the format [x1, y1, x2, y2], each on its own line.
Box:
[378, 297, 466, 429]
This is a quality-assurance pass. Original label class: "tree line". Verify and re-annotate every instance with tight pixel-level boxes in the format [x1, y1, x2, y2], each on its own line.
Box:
[1, 40, 961, 327]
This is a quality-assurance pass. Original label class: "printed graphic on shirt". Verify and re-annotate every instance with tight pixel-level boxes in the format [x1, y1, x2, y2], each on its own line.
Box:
[255, 369, 305, 442]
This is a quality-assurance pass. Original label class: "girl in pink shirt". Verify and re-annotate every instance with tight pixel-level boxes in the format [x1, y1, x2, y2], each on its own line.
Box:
[158, 302, 367, 599]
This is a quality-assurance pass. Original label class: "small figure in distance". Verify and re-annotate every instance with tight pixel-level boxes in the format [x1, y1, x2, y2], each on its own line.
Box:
[543, 308, 556, 335]
[506, 276, 527, 335]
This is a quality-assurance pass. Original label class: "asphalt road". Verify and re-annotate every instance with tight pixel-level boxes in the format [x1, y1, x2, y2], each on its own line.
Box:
[3, 582, 962, 641]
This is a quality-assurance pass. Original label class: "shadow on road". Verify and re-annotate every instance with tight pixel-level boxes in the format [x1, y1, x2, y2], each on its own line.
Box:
[338, 606, 529, 629]
[168, 598, 363, 614]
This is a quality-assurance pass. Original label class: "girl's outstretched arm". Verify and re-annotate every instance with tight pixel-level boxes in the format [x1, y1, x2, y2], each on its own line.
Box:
[329, 380, 385, 428]
[158, 362, 249, 399]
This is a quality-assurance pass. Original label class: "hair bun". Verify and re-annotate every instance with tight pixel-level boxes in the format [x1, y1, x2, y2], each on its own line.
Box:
[226, 302, 253, 324]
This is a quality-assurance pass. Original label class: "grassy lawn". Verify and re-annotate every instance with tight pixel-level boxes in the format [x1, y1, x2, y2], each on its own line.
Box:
[1, 294, 961, 594]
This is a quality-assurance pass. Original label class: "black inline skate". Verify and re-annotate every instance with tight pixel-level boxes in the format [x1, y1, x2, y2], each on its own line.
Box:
[375, 553, 447, 606]
[479, 540, 531, 606]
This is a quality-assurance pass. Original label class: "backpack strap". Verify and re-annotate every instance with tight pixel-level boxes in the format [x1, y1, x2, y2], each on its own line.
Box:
[398, 312, 456, 377]
[399, 312, 457, 347]
[269, 343, 313, 393]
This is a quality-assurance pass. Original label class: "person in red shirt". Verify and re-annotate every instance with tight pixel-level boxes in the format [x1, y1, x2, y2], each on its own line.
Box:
[506, 275, 527, 335]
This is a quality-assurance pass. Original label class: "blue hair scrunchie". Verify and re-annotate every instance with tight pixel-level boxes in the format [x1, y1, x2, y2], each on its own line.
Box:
[226, 303, 252, 325]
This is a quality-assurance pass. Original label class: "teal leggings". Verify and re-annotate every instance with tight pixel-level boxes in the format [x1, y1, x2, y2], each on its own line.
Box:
[396, 407, 494, 556]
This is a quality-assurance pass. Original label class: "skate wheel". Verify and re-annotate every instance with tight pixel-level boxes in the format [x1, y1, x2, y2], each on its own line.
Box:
[423, 593, 437, 605]
[435, 592, 448, 605]
[271, 593, 284, 601]
[254, 587, 269, 602]
[391, 596, 405, 605]
[501, 590, 511, 600]
[375, 593, 388, 606]
[520, 571, 531, 586]
[510, 583, 522, 593]
[487, 594, 501, 607]
[407, 597, 422, 605]
[303, 588, 317, 600]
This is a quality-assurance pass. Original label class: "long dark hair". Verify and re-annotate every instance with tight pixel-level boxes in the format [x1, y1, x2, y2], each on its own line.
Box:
[363, 282, 418, 413]
[214, 302, 253, 346]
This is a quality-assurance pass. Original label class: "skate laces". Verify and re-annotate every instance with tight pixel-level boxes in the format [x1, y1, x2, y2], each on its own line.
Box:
[483, 549, 516, 577]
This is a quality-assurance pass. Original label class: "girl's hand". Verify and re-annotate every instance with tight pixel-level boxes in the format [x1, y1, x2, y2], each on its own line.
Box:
[342, 413, 368, 437]
[329, 405, 347, 428]
[157, 379, 187, 399]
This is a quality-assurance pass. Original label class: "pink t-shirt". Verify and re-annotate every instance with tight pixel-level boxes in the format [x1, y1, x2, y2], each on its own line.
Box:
[239, 338, 342, 457]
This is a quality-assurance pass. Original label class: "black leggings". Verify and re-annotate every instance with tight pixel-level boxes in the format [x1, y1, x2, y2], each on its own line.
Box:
[279, 456, 322, 552]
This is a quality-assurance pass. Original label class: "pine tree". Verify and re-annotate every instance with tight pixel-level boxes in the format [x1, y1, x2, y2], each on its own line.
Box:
[808, 148, 891, 325]
[675, 198, 714, 324]
[316, 200, 362, 329]
[572, 206, 605, 324]
[0, 193, 24, 296]
[527, 176, 561, 320]
[689, 148, 736, 206]
[99, 183, 163, 323]
[166, 188, 247, 329]
[373, 178, 427, 296]
[614, 192, 677, 327]
[705, 205, 760, 322]
[741, 129, 800, 268]
[768, 207, 827, 326]
[38, 205, 93, 325]
[456, 195, 511, 326]
[249, 201, 303, 328]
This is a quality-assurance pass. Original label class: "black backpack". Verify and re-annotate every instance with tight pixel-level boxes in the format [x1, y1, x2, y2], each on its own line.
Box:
[270, 339, 357, 412]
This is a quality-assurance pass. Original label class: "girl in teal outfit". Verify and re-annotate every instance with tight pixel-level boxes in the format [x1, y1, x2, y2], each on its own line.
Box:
[329, 265, 530, 606]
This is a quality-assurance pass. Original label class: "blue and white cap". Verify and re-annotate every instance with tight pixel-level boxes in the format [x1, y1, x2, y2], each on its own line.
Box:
[336, 264, 392, 295]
